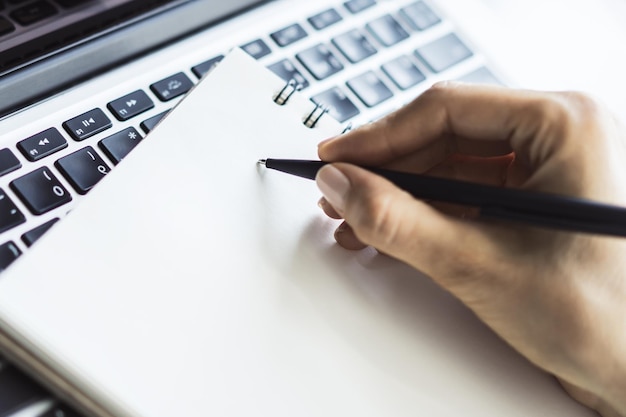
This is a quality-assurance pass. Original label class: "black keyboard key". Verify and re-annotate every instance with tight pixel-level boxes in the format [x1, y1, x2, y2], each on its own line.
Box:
[415, 33, 473, 73]
[21, 218, 59, 247]
[401, 1, 441, 31]
[366, 14, 409, 47]
[332, 29, 377, 64]
[312, 87, 360, 123]
[55, 146, 110, 195]
[17, 128, 67, 162]
[107, 90, 154, 121]
[347, 71, 393, 107]
[63, 108, 112, 141]
[11, 167, 72, 215]
[0, 188, 26, 234]
[0, 17, 15, 36]
[267, 59, 309, 89]
[344, 0, 375, 14]
[99, 127, 143, 165]
[0, 241, 21, 272]
[270, 23, 308, 47]
[150, 72, 194, 102]
[458, 67, 502, 85]
[10, 1, 57, 25]
[296, 44, 344, 81]
[382, 55, 426, 90]
[308, 8, 342, 31]
[0, 365, 47, 415]
[192, 55, 224, 78]
[241, 39, 272, 59]
[0, 148, 21, 177]
[140, 110, 169, 133]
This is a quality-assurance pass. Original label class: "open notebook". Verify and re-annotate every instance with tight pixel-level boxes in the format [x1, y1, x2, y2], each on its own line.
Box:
[0, 49, 594, 417]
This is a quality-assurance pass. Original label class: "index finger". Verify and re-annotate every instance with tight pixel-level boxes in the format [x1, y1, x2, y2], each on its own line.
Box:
[318, 82, 566, 168]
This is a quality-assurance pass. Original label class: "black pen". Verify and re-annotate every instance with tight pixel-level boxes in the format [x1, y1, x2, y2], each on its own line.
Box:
[258, 158, 626, 238]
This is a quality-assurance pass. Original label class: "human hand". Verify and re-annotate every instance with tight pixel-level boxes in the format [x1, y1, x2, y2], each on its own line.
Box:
[315, 82, 626, 416]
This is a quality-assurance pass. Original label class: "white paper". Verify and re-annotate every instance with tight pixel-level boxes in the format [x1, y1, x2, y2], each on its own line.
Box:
[0, 49, 594, 417]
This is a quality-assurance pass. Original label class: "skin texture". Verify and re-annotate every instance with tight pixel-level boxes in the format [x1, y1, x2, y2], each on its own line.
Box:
[315, 82, 626, 416]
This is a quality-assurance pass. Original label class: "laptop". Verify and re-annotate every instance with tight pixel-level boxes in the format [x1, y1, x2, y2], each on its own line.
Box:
[0, 1, 596, 416]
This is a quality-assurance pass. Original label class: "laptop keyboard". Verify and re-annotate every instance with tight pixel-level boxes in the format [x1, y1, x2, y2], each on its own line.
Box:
[0, 0, 500, 415]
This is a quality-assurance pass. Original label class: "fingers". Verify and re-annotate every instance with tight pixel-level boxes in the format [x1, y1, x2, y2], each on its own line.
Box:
[318, 82, 576, 170]
[315, 163, 498, 280]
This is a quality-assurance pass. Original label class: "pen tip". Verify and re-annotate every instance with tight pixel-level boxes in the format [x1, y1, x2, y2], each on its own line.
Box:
[257, 159, 267, 166]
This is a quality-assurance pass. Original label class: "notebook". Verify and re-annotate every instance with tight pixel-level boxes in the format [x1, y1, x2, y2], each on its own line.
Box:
[0, 47, 598, 417]
[0, 0, 599, 416]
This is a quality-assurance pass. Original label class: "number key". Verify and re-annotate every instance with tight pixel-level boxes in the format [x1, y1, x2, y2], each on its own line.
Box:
[10, 167, 72, 215]
[0, 241, 21, 272]
[0, 188, 26, 234]
[55, 146, 110, 195]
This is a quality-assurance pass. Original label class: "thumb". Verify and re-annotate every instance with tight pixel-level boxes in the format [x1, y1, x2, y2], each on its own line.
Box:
[315, 163, 497, 280]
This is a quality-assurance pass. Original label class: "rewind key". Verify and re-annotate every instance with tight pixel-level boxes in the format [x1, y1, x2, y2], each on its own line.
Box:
[17, 128, 68, 162]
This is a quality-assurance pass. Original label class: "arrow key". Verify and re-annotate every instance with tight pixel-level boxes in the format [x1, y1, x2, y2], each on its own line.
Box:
[17, 128, 68, 162]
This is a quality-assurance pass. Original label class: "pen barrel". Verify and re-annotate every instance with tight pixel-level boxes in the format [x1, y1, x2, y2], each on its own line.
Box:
[263, 159, 626, 238]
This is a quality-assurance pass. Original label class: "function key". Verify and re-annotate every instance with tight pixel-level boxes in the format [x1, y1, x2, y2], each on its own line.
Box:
[347, 71, 394, 107]
[332, 29, 377, 64]
[150, 73, 194, 102]
[312, 87, 360, 123]
[107, 90, 154, 121]
[270, 23, 308, 47]
[0, 17, 15, 36]
[0, 188, 26, 234]
[55, 146, 110, 195]
[267, 59, 309, 89]
[308, 8, 342, 31]
[192, 55, 224, 78]
[401, 1, 441, 31]
[366, 15, 410, 47]
[10, 1, 57, 26]
[415, 33, 473, 73]
[344, 0, 376, 14]
[17, 127, 67, 161]
[99, 127, 144, 165]
[241, 39, 272, 59]
[21, 218, 59, 247]
[10, 167, 72, 215]
[63, 108, 112, 141]
[296, 44, 344, 81]
[0, 241, 21, 272]
[382, 55, 426, 90]
[0, 148, 21, 177]
[140, 110, 169, 133]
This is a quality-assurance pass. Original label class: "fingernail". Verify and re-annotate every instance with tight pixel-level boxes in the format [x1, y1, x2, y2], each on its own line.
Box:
[316, 165, 350, 215]
[318, 136, 337, 148]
